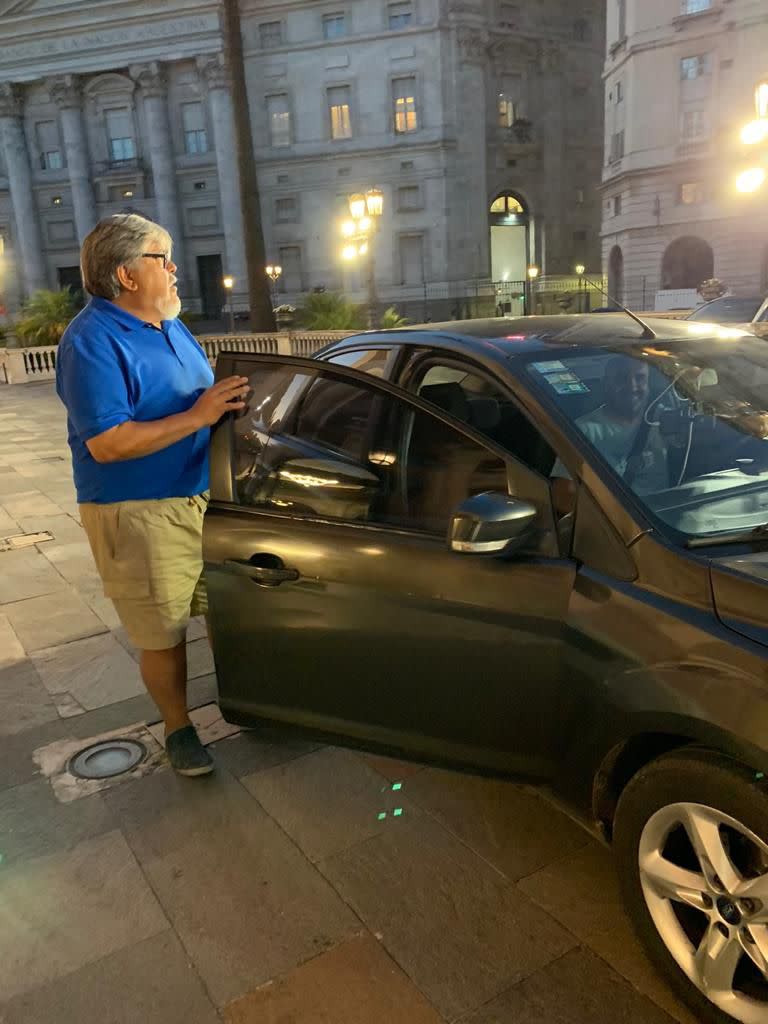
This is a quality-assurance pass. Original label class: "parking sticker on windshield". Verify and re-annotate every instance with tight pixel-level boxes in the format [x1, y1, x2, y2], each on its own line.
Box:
[552, 381, 590, 395]
[532, 360, 567, 373]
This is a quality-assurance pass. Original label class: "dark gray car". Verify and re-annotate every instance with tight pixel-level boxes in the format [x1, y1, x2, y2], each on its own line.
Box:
[205, 314, 768, 1024]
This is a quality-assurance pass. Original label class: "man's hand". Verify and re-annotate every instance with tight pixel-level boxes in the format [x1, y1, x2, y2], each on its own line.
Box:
[86, 375, 250, 464]
[190, 377, 250, 428]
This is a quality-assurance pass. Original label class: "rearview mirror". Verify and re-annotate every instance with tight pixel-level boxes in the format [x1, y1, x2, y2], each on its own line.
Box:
[449, 492, 538, 557]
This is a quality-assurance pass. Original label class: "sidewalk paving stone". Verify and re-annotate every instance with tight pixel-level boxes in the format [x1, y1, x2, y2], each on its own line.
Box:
[105, 767, 359, 1007]
[31, 632, 145, 713]
[14, 513, 85, 541]
[0, 611, 25, 666]
[0, 657, 60, 737]
[318, 813, 577, 1022]
[0, 829, 169, 1002]
[242, 746, 406, 864]
[4, 589, 109, 652]
[210, 728, 321, 779]
[405, 767, 591, 883]
[0, 931, 219, 1024]
[0, 547, 68, 604]
[224, 932, 445, 1024]
[1, 490, 63, 518]
[518, 841, 698, 1024]
[459, 947, 677, 1024]
[0, 779, 115, 866]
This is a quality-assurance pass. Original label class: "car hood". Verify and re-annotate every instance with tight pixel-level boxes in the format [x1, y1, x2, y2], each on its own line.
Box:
[711, 552, 768, 647]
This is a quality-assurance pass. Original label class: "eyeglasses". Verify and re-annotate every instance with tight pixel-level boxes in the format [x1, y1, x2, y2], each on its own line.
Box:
[142, 252, 171, 269]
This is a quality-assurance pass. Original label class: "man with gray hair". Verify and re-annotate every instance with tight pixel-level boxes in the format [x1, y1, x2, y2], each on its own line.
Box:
[56, 214, 249, 776]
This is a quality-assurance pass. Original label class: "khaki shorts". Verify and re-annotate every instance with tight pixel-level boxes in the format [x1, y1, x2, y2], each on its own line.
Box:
[80, 493, 209, 651]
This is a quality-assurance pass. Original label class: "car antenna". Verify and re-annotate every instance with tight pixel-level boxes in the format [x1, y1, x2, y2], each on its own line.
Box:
[582, 277, 657, 340]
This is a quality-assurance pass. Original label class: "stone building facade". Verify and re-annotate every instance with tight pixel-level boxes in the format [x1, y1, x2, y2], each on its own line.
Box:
[0, 0, 605, 318]
[602, 0, 768, 310]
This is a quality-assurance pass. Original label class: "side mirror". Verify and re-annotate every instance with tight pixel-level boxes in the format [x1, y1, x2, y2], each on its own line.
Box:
[449, 492, 538, 557]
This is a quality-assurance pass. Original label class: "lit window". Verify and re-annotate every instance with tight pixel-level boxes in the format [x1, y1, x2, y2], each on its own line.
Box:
[678, 181, 705, 204]
[498, 94, 517, 128]
[182, 103, 208, 155]
[681, 109, 707, 140]
[681, 55, 709, 80]
[323, 13, 346, 38]
[267, 94, 291, 148]
[393, 77, 418, 133]
[388, 1, 412, 30]
[489, 194, 525, 215]
[260, 21, 283, 48]
[328, 85, 352, 139]
[681, 0, 711, 13]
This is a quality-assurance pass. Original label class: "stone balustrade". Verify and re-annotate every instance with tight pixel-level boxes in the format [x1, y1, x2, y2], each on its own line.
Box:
[0, 331, 356, 385]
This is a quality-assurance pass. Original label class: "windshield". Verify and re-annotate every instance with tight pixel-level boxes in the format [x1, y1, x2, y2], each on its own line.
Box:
[687, 297, 763, 324]
[526, 337, 768, 541]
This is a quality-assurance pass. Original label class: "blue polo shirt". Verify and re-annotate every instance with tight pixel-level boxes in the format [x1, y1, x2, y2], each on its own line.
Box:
[56, 297, 215, 503]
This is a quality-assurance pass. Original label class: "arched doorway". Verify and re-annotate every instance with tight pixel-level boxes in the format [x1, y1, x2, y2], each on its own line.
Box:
[490, 193, 530, 312]
[661, 236, 714, 290]
[608, 245, 624, 307]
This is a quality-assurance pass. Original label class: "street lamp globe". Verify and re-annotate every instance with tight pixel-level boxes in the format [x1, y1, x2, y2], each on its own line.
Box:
[736, 167, 767, 194]
[222, 275, 234, 290]
[349, 193, 367, 220]
[341, 220, 356, 238]
[575, 264, 586, 276]
[527, 265, 540, 280]
[740, 120, 768, 146]
[342, 244, 358, 261]
[365, 188, 384, 218]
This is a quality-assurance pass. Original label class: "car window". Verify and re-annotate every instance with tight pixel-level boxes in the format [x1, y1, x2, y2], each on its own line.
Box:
[229, 363, 533, 540]
[324, 349, 392, 377]
[525, 340, 768, 541]
[414, 363, 557, 476]
[687, 297, 763, 323]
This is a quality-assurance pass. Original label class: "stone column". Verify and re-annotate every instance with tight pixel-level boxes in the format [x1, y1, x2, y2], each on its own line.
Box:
[449, 24, 490, 283]
[47, 75, 97, 244]
[130, 62, 187, 292]
[197, 54, 247, 306]
[0, 83, 47, 295]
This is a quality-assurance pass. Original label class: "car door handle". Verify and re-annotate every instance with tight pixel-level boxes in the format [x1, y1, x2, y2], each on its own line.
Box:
[223, 558, 300, 586]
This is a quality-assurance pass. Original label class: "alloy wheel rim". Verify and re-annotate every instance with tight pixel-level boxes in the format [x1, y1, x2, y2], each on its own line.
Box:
[639, 802, 768, 1023]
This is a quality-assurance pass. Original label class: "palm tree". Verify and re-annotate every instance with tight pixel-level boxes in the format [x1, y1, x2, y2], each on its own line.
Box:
[221, 0, 275, 332]
[15, 289, 79, 346]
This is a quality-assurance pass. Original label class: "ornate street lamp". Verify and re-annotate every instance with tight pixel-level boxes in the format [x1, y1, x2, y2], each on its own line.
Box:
[222, 275, 235, 333]
[340, 187, 385, 328]
[265, 264, 282, 308]
[575, 264, 586, 313]
[735, 80, 768, 195]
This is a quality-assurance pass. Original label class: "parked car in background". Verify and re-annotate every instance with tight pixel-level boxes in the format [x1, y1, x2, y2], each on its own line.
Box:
[687, 295, 768, 330]
[206, 314, 768, 1024]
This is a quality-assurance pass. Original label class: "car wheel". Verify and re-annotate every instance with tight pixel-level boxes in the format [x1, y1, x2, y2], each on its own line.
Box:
[614, 748, 768, 1024]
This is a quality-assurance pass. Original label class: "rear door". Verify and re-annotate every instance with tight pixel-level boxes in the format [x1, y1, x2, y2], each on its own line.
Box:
[205, 354, 578, 777]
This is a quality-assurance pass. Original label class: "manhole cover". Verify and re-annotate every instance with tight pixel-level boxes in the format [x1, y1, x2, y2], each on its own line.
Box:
[69, 739, 147, 780]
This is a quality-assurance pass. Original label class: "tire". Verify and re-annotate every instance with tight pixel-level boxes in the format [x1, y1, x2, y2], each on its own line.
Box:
[613, 748, 768, 1024]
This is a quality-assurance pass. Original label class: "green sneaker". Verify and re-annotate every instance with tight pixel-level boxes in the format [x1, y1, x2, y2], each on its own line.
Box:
[165, 725, 214, 777]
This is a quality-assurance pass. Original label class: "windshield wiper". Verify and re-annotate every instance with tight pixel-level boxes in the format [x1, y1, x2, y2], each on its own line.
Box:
[686, 523, 768, 548]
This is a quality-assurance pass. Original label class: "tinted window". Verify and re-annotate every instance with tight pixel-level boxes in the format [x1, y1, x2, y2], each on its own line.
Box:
[526, 341, 768, 540]
[231, 364, 510, 537]
[416, 363, 556, 476]
[325, 349, 392, 377]
[687, 297, 763, 323]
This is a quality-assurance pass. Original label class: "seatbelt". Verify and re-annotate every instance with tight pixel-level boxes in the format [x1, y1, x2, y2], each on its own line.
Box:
[623, 415, 652, 487]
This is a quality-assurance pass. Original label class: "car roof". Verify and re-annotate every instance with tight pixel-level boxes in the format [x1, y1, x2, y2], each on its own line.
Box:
[331, 313, 736, 359]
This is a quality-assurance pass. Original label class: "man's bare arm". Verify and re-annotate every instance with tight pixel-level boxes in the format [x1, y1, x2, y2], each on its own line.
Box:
[86, 376, 249, 463]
